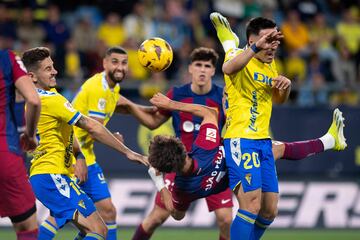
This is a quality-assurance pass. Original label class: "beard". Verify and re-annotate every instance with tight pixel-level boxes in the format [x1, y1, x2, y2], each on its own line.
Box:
[49, 81, 57, 88]
[108, 70, 125, 83]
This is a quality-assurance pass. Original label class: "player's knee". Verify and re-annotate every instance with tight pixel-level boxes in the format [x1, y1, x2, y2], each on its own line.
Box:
[261, 207, 278, 221]
[171, 210, 186, 221]
[247, 197, 261, 214]
[216, 213, 232, 229]
[172, 213, 185, 221]
[11, 206, 38, 232]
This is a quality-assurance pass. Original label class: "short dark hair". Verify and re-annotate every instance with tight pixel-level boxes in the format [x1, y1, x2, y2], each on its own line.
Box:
[148, 135, 187, 173]
[105, 46, 127, 57]
[246, 17, 277, 42]
[190, 47, 219, 67]
[22, 47, 51, 72]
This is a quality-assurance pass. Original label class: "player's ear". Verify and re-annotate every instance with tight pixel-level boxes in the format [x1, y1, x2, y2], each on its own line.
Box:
[28, 72, 37, 83]
[102, 57, 107, 70]
[188, 64, 193, 74]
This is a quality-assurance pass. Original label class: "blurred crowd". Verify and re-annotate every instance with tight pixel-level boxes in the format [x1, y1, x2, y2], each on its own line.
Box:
[1, 0, 360, 107]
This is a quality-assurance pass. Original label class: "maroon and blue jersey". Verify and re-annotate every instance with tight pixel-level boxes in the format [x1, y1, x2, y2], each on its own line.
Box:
[173, 123, 228, 199]
[14, 101, 26, 134]
[162, 83, 225, 152]
[0, 50, 27, 154]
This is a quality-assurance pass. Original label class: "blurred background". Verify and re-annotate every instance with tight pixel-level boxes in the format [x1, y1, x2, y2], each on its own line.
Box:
[1, 0, 360, 237]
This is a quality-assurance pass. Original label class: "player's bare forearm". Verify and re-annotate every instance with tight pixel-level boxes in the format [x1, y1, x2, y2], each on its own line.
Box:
[150, 93, 218, 125]
[25, 102, 41, 137]
[159, 188, 185, 220]
[75, 115, 148, 165]
[130, 105, 167, 129]
[116, 96, 166, 129]
[172, 100, 216, 119]
[15, 76, 41, 137]
[222, 48, 255, 75]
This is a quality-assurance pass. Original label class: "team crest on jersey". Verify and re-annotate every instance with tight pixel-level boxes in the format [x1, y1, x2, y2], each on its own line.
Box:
[64, 101, 76, 112]
[78, 200, 86, 209]
[205, 128, 217, 142]
[98, 98, 106, 111]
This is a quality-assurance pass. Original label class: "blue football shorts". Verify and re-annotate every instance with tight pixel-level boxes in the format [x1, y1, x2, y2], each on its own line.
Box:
[223, 138, 278, 193]
[30, 174, 96, 228]
[77, 163, 111, 203]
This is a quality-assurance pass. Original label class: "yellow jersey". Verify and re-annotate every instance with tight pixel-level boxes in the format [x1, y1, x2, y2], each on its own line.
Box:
[30, 89, 81, 177]
[72, 72, 121, 166]
[224, 48, 278, 139]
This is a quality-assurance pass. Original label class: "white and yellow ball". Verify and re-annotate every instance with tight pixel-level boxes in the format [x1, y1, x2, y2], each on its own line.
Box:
[138, 37, 173, 72]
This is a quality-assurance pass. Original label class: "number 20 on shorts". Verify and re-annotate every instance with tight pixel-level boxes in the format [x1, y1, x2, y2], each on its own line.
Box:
[242, 152, 260, 169]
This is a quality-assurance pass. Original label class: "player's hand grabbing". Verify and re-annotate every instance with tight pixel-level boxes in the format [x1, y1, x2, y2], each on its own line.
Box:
[74, 158, 88, 184]
[150, 93, 171, 109]
[127, 151, 149, 166]
[113, 132, 124, 143]
[116, 95, 133, 114]
[271, 75, 291, 90]
[20, 132, 37, 152]
[255, 29, 283, 51]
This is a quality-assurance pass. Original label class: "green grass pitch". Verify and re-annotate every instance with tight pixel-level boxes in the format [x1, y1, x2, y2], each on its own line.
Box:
[1, 228, 360, 239]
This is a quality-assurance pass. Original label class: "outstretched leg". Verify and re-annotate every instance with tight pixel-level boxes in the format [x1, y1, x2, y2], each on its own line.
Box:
[273, 108, 347, 161]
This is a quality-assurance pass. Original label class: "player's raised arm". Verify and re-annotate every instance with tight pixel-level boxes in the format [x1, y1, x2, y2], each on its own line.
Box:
[223, 30, 282, 75]
[75, 114, 149, 166]
[150, 92, 218, 127]
[116, 95, 169, 130]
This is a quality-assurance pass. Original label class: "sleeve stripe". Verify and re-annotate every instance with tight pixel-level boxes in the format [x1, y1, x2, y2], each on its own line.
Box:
[68, 112, 81, 125]
[88, 110, 106, 118]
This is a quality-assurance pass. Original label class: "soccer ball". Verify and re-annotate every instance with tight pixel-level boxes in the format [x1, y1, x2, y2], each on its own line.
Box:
[138, 38, 173, 72]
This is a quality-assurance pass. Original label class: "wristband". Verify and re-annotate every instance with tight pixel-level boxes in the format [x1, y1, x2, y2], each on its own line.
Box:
[250, 44, 261, 53]
[75, 152, 85, 160]
[148, 167, 165, 191]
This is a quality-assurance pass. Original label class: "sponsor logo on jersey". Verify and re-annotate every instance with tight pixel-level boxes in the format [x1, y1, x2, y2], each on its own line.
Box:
[205, 128, 217, 142]
[248, 91, 259, 132]
[253, 72, 272, 86]
[64, 101, 76, 112]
